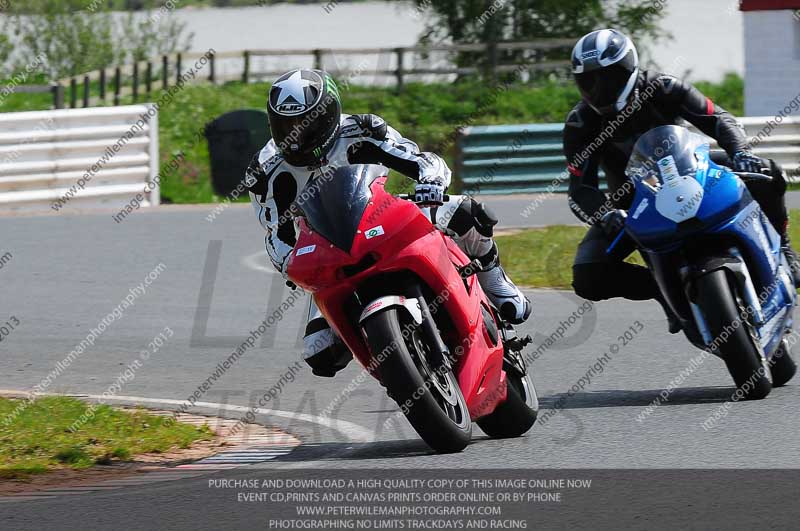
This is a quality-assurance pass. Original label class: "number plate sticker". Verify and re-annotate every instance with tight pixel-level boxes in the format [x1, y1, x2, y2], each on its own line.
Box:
[365, 226, 385, 239]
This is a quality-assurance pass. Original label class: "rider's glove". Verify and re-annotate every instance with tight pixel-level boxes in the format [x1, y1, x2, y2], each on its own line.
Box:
[733, 151, 764, 173]
[598, 209, 628, 238]
[414, 182, 446, 206]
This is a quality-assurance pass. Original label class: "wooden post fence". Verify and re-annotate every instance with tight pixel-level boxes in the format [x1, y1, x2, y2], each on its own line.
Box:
[99, 68, 106, 102]
[82, 75, 90, 107]
[162, 55, 169, 90]
[242, 50, 250, 83]
[113, 67, 121, 106]
[43, 40, 573, 107]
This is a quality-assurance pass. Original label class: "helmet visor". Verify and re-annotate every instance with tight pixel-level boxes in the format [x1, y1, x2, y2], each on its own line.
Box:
[575, 49, 637, 113]
[270, 92, 340, 166]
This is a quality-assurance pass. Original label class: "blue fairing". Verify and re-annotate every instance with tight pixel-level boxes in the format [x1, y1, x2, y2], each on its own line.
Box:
[622, 130, 795, 359]
[626, 148, 748, 248]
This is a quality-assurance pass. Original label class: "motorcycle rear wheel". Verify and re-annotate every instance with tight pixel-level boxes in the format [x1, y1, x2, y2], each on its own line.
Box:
[771, 337, 797, 387]
[476, 362, 538, 439]
[363, 308, 472, 453]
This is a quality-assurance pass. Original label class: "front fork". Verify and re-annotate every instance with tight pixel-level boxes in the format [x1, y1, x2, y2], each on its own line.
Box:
[404, 282, 451, 371]
[683, 249, 766, 353]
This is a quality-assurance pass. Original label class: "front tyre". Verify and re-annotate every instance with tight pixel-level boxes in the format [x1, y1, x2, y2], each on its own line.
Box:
[362, 308, 471, 453]
[695, 269, 772, 400]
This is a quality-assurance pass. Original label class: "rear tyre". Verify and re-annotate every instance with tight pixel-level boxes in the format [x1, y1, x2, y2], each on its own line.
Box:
[695, 269, 772, 400]
[476, 365, 538, 439]
[363, 308, 471, 453]
[770, 337, 797, 387]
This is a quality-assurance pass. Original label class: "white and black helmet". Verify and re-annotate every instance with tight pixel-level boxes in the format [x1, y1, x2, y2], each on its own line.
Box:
[267, 69, 342, 167]
[571, 29, 639, 115]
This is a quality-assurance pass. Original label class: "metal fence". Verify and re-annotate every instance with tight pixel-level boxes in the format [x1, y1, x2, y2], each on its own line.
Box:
[0, 105, 159, 211]
[457, 117, 800, 194]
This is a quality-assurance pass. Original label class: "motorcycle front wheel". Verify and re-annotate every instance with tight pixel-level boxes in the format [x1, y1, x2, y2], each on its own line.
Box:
[362, 308, 472, 453]
[695, 269, 772, 400]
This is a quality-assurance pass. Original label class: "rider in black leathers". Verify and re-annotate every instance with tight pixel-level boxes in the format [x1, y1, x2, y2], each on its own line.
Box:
[563, 29, 800, 331]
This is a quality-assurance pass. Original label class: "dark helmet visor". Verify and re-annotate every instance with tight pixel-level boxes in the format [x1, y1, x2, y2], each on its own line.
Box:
[269, 91, 341, 167]
[574, 49, 637, 113]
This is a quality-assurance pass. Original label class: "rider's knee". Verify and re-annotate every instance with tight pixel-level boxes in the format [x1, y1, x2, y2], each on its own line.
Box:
[443, 197, 498, 238]
[471, 199, 498, 237]
[572, 263, 610, 302]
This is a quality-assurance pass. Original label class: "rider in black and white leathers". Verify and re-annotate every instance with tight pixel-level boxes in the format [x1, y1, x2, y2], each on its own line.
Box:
[247, 108, 530, 377]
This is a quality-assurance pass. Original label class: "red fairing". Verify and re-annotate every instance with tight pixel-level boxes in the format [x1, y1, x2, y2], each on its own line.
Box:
[286, 176, 507, 420]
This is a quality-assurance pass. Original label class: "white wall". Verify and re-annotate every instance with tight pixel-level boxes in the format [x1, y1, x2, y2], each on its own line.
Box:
[744, 10, 800, 116]
[640, 0, 743, 82]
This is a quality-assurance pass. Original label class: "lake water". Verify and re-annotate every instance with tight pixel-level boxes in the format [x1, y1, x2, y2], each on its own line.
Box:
[168, 0, 743, 83]
[1, 0, 743, 83]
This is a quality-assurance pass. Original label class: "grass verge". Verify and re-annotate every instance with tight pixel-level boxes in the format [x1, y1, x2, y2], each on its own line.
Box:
[496, 209, 800, 289]
[0, 396, 212, 479]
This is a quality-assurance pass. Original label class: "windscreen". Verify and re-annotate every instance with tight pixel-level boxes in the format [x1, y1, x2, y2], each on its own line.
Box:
[625, 125, 709, 190]
[297, 164, 383, 252]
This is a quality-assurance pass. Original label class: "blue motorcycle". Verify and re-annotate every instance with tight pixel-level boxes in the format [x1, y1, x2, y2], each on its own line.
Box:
[617, 125, 797, 399]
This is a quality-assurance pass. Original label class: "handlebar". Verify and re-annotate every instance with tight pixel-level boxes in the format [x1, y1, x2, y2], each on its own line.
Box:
[396, 193, 451, 204]
[734, 171, 772, 183]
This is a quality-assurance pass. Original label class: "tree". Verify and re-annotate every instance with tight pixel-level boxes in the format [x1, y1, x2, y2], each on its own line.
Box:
[5, 0, 119, 79]
[2, 0, 193, 79]
[118, 10, 194, 63]
[414, 0, 668, 78]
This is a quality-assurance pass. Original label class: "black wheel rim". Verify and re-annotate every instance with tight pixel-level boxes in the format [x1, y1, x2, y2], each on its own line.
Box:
[408, 328, 470, 430]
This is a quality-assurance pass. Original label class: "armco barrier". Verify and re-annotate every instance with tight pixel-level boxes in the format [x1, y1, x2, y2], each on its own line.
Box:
[0, 105, 159, 211]
[457, 117, 800, 194]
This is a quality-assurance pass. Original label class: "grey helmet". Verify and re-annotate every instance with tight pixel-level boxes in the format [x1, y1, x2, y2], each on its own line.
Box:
[571, 29, 639, 115]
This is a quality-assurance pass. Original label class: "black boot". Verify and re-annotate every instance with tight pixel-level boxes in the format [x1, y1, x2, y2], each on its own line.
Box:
[781, 234, 800, 287]
[305, 339, 353, 378]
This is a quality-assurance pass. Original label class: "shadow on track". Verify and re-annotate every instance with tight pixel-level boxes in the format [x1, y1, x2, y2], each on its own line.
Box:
[539, 386, 737, 409]
[270, 435, 506, 463]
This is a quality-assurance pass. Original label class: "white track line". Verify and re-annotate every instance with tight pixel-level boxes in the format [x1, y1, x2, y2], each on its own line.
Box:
[242, 251, 280, 274]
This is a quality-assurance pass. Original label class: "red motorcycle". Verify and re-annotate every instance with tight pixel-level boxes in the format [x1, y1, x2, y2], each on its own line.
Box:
[286, 165, 538, 453]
